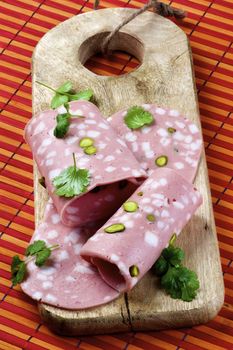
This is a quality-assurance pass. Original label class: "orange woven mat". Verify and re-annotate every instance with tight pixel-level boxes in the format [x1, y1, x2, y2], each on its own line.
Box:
[0, 0, 233, 349]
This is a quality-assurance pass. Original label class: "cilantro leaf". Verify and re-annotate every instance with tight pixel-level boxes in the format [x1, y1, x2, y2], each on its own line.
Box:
[51, 94, 69, 109]
[124, 106, 154, 130]
[35, 248, 51, 267]
[161, 266, 199, 302]
[162, 245, 185, 267]
[152, 255, 169, 276]
[53, 113, 70, 138]
[68, 89, 93, 102]
[11, 256, 26, 286]
[25, 240, 46, 256]
[56, 81, 73, 94]
[53, 153, 90, 198]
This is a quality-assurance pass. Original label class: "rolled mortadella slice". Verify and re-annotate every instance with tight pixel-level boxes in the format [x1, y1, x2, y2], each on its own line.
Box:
[81, 168, 202, 293]
[21, 201, 120, 309]
[108, 105, 203, 182]
[25, 101, 147, 227]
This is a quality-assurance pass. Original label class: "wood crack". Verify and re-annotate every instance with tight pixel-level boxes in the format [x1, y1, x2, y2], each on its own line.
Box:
[124, 293, 133, 331]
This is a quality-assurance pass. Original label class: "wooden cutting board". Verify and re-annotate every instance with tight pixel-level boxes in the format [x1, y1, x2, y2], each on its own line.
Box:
[32, 8, 224, 336]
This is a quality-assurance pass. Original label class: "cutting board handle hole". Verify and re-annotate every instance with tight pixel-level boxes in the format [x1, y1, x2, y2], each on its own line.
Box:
[78, 31, 144, 76]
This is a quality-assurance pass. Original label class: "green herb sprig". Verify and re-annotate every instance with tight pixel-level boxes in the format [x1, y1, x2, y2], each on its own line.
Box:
[152, 235, 199, 302]
[11, 240, 59, 286]
[53, 153, 90, 198]
[124, 106, 154, 130]
[36, 81, 93, 109]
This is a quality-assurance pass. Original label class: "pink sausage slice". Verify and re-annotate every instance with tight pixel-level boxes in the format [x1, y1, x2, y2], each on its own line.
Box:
[25, 101, 146, 227]
[108, 105, 202, 183]
[81, 168, 202, 293]
[21, 201, 119, 310]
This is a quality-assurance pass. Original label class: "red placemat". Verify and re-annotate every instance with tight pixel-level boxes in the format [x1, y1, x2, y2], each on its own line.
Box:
[0, 0, 233, 349]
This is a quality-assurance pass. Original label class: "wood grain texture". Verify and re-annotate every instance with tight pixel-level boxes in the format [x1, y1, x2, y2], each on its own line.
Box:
[32, 8, 224, 336]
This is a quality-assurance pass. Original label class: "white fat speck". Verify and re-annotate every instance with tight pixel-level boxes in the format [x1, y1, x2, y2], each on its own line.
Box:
[34, 121, 45, 134]
[95, 175, 102, 179]
[132, 142, 138, 152]
[27, 262, 37, 272]
[145, 150, 154, 158]
[41, 138, 52, 147]
[125, 132, 137, 142]
[49, 168, 61, 180]
[88, 112, 96, 118]
[42, 281, 53, 290]
[104, 295, 111, 301]
[74, 244, 82, 255]
[161, 209, 169, 218]
[79, 130, 86, 137]
[51, 214, 60, 224]
[37, 273, 47, 281]
[105, 166, 116, 173]
[160, 138, 171, 147]
[132, 169, 141, 177]
[191, 195, 198, 204]
[104, 155, 115, 162]
[169, 217, 175, 224]
[173, 201, 184, 209]
[159, 178, 168, 186]
[142, 197, 151, 204]
[189, 124, 199, 134]
[152, 199, 164, 207]
[98, 142, 107, 150]
[47, 230, 58, 239]
[144, 231, 159, 247]
[71, 109, 83, 116]
[77, 124, 86, 130]
[157, 128, 168, 137]
[87, 130, 100, 138]
[190, 142, 201, 151]
[173, 131, 184, 141]
[74, 264, 94, 274]
[117, 138, 127, 147]
[37, 146, 46, 155]
[89, 234, 99, 241]
[99, 122, 109, 130]
[105, 194, 115, 202]
[185, 156, 194, 164]
[156, 107, 166, 115]
[66, 136, 79, 145]
[32, 291, 43, 300]
[45, 158, 54, 166]
[122, 166, 130, 171]
[65, 276, 76, 282]
[141, 142, 151, 152]
[175, 121, 185, 128]
[157, 221, 165, 229]
[96, 154, 104, 160]
[118, 262, 128, 274]
[45, 294, 57, 303]
[184, 135, 193, 143]
[146, 178, 153, 185]
[191, 160, 198, 167]
[142, 104, 150, 110]
[151, 181, 159, 189]
[40, 266, 56, 275]
[144, 206, 154, 213]
[141, 126, 151, 134]
[116, 149, 122, 155]
[77, 158, 90, 167]
[124, 220, 134, 228]
[85, 119, 96, 125]
[165, 121, 173, 127]
[66, 206, 79, 214]
[169, 109, 179, 117]
[64, 148, 72, 157]
[186, 213, 191, 221]
[57, 250, 69, 261]
[174, 162, 184, 169]
[152, 193, 165, 199]
[46, 150, 57, 159]
[111, 254, 120, 262]
[57, 105, 67, 114]
[181, 195, 189, 205]
[64, 230, 80, 244]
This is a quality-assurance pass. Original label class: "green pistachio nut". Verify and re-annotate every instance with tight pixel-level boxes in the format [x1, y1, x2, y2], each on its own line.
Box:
[104, 223, 125, 234]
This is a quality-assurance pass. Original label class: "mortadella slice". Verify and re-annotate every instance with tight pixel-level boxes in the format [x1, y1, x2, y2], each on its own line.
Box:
[25, 101, 147, 227]
[21, 200, 119, 309]
[81, 168, 202, 293]
[108, 105, 203, 182]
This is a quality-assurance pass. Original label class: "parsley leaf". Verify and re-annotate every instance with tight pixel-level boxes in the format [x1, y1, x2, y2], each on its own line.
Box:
[124, 106, 154, 130]
[11, 242, 59, 286]
[161, 266, 199, 302]
[11, 255, 26, 286]
[53, 112, 70, 138]
[51, 94, 69, 109]
[25, 240, 46, 256]
[53, 153, 90, 198]
[56, 81, 73, 94]
[162, 245, 185, 267]
[152, 255, 169, 276]
[68, 89, 93, 101]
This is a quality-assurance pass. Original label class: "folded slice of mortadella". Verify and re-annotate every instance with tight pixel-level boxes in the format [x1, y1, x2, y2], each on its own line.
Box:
[25, 101, 147, 227]
[21, 200, 120, 309]
[81, 168, 202, 293]
[108, 105, 202, 183]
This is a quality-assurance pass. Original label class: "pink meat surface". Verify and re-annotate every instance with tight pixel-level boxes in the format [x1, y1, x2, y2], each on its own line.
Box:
[21, 201, 119, 309]
[81, 168, 202, 293]
[108, 105, 203, 182]
[25, 101, 146, 227]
